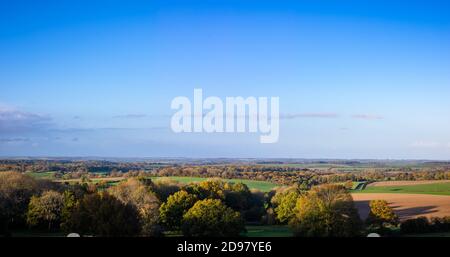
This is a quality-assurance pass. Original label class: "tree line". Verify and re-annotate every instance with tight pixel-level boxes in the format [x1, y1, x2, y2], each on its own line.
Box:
[2, 160, 450, 187]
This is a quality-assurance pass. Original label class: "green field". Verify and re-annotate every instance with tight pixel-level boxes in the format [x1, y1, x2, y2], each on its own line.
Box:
[52, 175, 278, 192]
[353, 182, 450, 196]
[26, 171, 56, 179]
[151, 176, 279, 192]
[244, 225, 293, 237]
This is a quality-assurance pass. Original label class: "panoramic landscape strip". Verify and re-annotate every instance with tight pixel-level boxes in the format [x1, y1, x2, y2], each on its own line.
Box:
[1, 159, 449, 237]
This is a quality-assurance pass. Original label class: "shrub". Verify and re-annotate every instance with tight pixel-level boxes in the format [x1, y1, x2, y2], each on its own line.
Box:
[430, 216, 450, 232]
[400, 217, 431, 234]
[401, 216, 450, 234]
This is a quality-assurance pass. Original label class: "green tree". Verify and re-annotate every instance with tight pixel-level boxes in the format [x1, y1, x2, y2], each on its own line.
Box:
[185, 180, 266, 223]
[26, 190, 64, 230]
[65, 192, 140, 236]
[159, 190, 197, 231]
[290, 184, 362, 237]
[296, 175, 318, 191]
[60, 190, 78, 232]
[273, 191, 300, 224]
[182, 199, 245, 237]
[224, 182, 251, 211]
[224, 183, 265, 222]
[185, 179, 226, 200]
[109, 178, 161, 236]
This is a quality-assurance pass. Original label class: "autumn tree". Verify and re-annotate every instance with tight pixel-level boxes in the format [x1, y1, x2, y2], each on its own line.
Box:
[223, 183, 265, 222]
[344, 181, 354, 190]
[296, 175, 319, 191]
[0, 172, 41, 235]
[272, 190, 300, 224]
[159, 190, 197, 231]
[366, 200, 399, 228]
[184, 179, 226, 200]
[149, 178, 181, 201]
[184, 180, 265, 222]
[108, 178, 161, 236]
[26, 190, 64, 230]
[60, 190, 78, 232]
[65, 192, 140, 236]
[181, 199, 245, 237]
[290, 184, 362, 237]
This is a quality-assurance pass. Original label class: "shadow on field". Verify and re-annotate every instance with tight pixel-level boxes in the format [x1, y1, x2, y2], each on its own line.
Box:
[394, 206, 437, 220]
[354, 200, 370, 220]
[354, 200, 438, 221]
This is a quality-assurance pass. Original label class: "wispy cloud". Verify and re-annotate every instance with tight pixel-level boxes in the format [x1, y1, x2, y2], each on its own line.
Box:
[0, 137, 31, 143]
[280, 113, 339, 119]
[49, 126, 168, 133]
[113, 114, 148, 119]
[352, 114, 384, 120]
[0, 106, 52, 133]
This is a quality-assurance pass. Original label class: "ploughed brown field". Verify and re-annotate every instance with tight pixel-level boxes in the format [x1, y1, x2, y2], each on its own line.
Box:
[367, 180, 450, 187]
[352, 193, 450, 221]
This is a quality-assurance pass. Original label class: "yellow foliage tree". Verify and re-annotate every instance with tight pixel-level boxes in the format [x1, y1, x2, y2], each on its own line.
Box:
[366, 200, 399, 227]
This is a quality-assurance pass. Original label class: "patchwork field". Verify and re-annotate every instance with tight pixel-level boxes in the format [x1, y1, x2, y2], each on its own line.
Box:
[352, 193, 450, 221]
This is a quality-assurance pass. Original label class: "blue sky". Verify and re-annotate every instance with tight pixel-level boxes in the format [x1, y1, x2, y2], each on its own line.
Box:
[1, 0, 450, 159]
